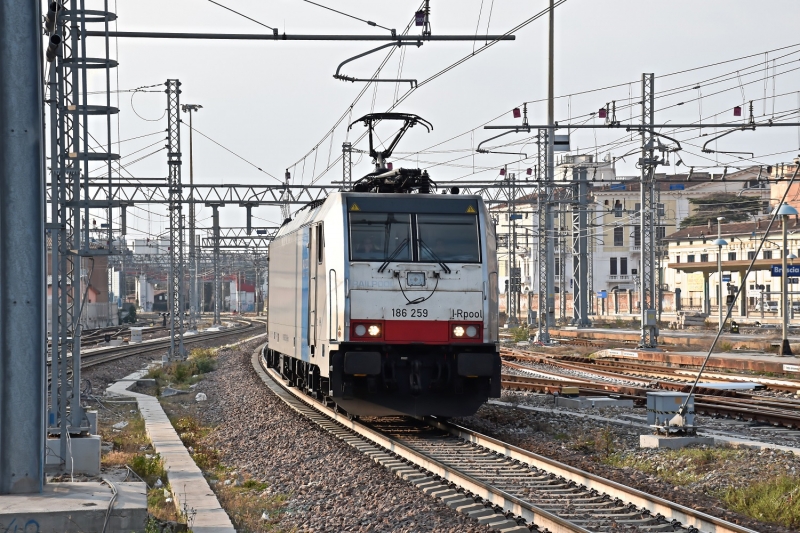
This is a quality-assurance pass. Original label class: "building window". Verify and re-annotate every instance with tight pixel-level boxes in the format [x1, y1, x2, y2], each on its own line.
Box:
[700, 253, 708, 262]
[620, 257, 628, 275]
[633, 226, 641, 246]
[614, 201, 623, 218]
[748, 251, 756, 260]
[687, 255, 696, 263]
[727, 252, 737, 261]
[614, 226, 623, 246]
[764, 250, 773, 260]
[656, 226, 666, 241]
[610, 257, 618, 275]
[676, 255, 681, 263]
[555, 257, 561, 273]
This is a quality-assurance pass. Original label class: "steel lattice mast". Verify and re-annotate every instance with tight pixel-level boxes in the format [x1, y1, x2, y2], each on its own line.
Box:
[536, 129, 551, 343]
[639, 73, 658, 348]
[166, 80, 186, 360]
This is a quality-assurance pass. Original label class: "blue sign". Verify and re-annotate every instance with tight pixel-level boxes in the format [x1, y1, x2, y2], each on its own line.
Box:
[610, 183, 626, 191]
[509, 214, 523, 220]
[669, 184, 685, 191]
[597, 290, 608, 299]
[770, 265, 800, 277]
[722, 274, 731, 282]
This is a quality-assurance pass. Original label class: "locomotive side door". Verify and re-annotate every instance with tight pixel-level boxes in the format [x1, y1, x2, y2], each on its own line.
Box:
[308, 225, 317, 353]
[315, 223, 326, 349]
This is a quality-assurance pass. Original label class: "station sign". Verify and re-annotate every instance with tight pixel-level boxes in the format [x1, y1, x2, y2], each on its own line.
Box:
[721, 274, 731, 282]
[597, 290, 608, 298]
[509, 214, 523, 220]
[669, 184, 685, 191]
[770, 265, 800, 277]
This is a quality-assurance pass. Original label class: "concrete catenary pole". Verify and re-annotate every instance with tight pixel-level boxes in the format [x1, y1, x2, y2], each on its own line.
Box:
[0, 0, 45, 493]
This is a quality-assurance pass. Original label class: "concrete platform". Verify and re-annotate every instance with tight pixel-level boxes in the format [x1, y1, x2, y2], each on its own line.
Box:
[556, 396, 634, 409]
[640, 434, 715, 449]
[0, 481, 147, 533]
[108, 370, 235, 533]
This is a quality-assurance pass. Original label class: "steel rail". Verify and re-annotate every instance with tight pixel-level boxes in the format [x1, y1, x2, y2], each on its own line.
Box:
[254, 348, 757, 533]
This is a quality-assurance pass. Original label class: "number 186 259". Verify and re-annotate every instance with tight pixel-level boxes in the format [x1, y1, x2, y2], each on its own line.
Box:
[391, 308, 428, 318]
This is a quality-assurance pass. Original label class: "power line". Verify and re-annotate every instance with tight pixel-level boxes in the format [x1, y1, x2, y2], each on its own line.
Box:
[298, 0, 394, 33]
[207, 0, 275, 31]
[183, 122, 281, 182]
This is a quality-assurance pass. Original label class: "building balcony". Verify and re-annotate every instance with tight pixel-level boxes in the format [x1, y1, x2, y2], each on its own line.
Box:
[607, 275, 631, 281]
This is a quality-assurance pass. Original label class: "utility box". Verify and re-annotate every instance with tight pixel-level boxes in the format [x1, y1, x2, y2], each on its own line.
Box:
[646, 391, 695, 432]
[643, 309, 657, 326]
[130, 327, 143, 344]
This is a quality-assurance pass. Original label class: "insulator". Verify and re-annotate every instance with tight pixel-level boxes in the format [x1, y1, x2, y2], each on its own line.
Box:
[45, 34, 61, 63]
[44, 2, 60, 34]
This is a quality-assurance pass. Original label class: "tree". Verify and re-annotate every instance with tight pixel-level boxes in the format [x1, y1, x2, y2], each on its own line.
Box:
[680, 193, 762, 228]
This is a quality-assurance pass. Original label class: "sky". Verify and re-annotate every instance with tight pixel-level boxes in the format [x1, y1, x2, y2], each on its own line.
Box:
[73, 0, 800, 238]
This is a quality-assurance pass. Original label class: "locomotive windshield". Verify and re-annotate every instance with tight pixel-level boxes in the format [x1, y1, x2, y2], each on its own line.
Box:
[418, 214, 480, 262]
[350, 213, 411, 261]
[349, 211, 480, 263]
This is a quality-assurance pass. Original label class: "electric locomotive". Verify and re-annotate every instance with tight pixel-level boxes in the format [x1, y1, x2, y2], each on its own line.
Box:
[265, 114, 500, 417]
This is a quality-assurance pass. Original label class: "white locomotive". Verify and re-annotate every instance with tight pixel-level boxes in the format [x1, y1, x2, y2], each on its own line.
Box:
[265, 114, 500, 417]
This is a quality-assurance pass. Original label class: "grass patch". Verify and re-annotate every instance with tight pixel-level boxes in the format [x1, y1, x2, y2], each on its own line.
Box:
[721, 475, 800, 528]
[604, 446, 741, 486]
[173, 415, 220, 471]
[214, 480, 289, 532]
[147, 347, 218, 388]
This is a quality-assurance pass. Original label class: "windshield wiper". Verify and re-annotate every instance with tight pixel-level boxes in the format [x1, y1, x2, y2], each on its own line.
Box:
[419, 239, 451, 274]
[378, 238, 409, 273]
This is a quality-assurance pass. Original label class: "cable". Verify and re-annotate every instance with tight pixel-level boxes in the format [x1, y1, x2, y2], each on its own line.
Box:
[207, 0, 274, 31]
[298, 0, 393, 33]
[183, 122, 281, 182]
[131, 89, 166, 122]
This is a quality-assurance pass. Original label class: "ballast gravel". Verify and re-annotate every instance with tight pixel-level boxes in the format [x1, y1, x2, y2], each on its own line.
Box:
[195, 342, 489, 533]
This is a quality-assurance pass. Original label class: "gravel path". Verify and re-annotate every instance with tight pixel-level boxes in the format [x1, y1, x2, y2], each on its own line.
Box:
[195, 342, 489, 533]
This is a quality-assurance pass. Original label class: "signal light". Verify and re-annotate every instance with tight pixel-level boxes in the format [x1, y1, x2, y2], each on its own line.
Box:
[512, 107, 521, 119]
[733, 106, 742, 117]
[415, 10, 425, 26]
[598, 108, 607, 119]
[499, 168, 506, 176]
[526, 168, 532, 176]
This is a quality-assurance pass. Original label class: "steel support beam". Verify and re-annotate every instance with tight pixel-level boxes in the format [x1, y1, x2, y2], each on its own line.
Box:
[571, 167, 590, 326]
[208, 203, 223, 325]
[166, 80, 185, 360]
[0, 0, 45, 494]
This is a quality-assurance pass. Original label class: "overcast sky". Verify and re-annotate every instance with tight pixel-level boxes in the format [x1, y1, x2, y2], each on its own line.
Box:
[75, 0, 800, 238]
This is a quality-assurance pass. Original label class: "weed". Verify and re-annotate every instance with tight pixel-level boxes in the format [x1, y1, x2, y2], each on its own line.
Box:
[718, 342, 733, 352]
[510, 327, 530, 342]
[722, 475, 800, 528]
[130, 453, 167, 487]
[594, 426, 616, 459]
[147, 486, 180, 523]
[144, 516, 162, 533]
[214, 477, 289, 532]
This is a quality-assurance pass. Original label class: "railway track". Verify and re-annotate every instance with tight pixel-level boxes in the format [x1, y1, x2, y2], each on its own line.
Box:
[50, 319, 262, 371]
[254, 346, 757, 533]
[502, 348, 800, 428]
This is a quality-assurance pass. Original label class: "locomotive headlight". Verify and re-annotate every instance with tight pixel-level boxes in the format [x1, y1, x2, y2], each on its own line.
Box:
[453, 326, 465, 337]
[355, 324, 367, 336]
[368, 325, 381, 336]
[466, 325, 478, 338]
